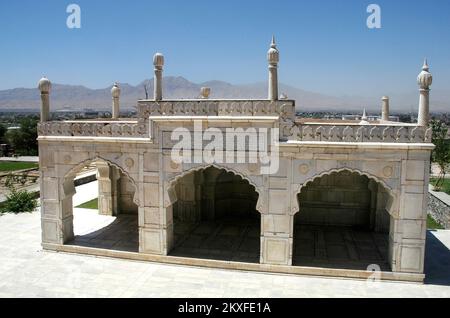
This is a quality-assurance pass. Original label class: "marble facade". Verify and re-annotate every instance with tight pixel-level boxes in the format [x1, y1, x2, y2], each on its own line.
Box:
[37, 40, 434, 282]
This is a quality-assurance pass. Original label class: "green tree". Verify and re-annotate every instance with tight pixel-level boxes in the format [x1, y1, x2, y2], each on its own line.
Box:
[5, 117, 39, 156]
[0, 124, 7, 143]
[430, 120, 450, 191]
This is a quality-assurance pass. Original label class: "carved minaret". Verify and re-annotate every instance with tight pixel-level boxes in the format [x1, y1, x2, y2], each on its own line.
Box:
[381, 96, 390, 122]
[153, 53, 164, 101]
[38, 77, 51, 122]
[111, 83, 121, 119]
[417, 59, 433, 126]
[267, 36, 279, 101]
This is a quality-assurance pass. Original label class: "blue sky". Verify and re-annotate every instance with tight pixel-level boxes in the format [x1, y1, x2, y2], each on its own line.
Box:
[1, 0, 449, 98]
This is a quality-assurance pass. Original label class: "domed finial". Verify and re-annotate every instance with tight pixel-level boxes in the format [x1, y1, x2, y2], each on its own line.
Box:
[418, 58, 432, 90]
[111, 82, 121, 98]
[38, 76, 52, 94]
[422, 58, 429, 71]
[271, 35, 276, 49]
[153, 53, 165, 68]
[267, 36, 279, 64]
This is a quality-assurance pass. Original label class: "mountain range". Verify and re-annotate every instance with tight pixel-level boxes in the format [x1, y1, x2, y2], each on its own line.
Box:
[0, 76, 448, 113]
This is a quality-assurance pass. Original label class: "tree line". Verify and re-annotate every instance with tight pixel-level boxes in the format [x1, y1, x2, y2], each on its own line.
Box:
[0, 116, 39, 156]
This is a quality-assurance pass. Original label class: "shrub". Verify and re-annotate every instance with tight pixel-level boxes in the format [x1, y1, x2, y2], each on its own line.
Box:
[0, 187, 37, 214]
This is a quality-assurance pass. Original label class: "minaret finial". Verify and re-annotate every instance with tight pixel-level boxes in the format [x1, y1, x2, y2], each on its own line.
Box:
[267, 37, 279, 101]
[417, 58, 433, 126]
[422, 58, 429, 71]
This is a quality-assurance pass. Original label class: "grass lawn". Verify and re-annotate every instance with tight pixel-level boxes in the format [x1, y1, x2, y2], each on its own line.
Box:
[76, 198, 98, 210]
[427, 215, 444, 230]
[0, 162, 39, 172]
[430, 177, 450, 195]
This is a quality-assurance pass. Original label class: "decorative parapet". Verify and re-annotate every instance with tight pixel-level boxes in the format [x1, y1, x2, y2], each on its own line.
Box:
[287, 124, 432, 143]
[37, 121, 148, 138]
[37, 116, 433, 144]
[137, 99, 296, 118]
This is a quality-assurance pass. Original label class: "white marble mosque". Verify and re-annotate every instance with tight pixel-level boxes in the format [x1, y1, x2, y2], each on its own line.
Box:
[37, 38, 434, 282]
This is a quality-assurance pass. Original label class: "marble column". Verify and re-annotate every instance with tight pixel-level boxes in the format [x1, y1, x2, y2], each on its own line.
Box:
[38, 77, 51, 122]
[381, 96, 390, 122]
[267, 36, 279, 101]
[417, 59, 433, 126]
[111, 83, 121, 119]
[153, 53, 164, 101]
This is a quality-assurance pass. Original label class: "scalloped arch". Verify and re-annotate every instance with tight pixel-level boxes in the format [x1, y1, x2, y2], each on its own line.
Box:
[166, 163, 264, 214]
[63, 156, 139, 206]
[292, 167, 395, 216]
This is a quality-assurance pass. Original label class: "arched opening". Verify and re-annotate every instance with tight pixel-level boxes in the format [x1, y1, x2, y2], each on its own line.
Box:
[65, 159, 139, 252]
[294, 170, 392, 271]
[168, 166, 261, 263]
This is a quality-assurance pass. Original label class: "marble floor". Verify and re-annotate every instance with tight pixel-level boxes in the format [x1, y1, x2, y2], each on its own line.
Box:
[293, 225, 390, 271]
[0, 195, 449, 297]
[69, 210, 138, 252]
[170, 218, 261, 263]
[69, 210, 390, 272]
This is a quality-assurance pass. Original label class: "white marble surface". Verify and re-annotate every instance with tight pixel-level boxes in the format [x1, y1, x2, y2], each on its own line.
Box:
[0, 209, 449, 297]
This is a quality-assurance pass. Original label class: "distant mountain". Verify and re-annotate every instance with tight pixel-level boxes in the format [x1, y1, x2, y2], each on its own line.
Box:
[0, 76, 448, 113]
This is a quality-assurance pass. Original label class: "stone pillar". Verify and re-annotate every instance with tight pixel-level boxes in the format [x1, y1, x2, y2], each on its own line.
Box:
[267, 36, 279, 101]
[41, 175, 75, 245]
[111, 83, 121, 119]
[38, 77, 51, 122]
[381, 96, 390, 122]
[261, 214, 293, 266]
[110, 166, 120, 216]
[139, 180, 173, 255]
[95, 162, 117, 216]
[153, 53, 164, 101]
[260, 177, 293, 265]
[389, 156, 430, 274]
[417, 59, 433, 126]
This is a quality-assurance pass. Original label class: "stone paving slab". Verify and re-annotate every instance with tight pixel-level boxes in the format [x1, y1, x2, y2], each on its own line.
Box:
[0, 156, 39, 163]
[0, 210, 450, 297]
[429, 184, 450, 206]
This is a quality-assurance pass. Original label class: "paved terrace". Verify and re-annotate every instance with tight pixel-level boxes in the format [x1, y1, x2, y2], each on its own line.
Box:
[0, 182, 449, 298]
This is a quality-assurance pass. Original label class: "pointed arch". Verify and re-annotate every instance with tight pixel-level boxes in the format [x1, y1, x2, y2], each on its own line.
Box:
[292, 167, 397, 217]
[63, 156, 139, 206]
[166, 163, 265, 214]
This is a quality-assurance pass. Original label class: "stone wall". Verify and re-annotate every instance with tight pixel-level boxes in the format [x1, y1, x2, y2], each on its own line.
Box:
[172, 168, 259, 222]
[296, 171, 371, 227]
[428, 192, 450, 229]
